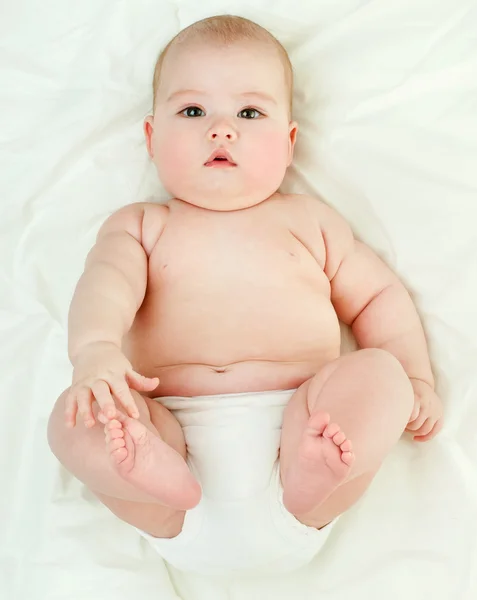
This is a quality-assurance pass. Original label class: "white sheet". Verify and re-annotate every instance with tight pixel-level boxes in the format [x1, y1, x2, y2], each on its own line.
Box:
[2, 1, 477, 598]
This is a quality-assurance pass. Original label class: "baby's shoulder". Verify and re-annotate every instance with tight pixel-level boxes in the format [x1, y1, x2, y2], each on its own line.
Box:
[278, 193, 355, 269]
[280, 193, 351, 231]
[103, 200, 170, 256]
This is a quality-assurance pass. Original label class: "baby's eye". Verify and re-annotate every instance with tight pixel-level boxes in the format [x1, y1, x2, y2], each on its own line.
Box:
[180, 106, 205, 118]
[238, 108, 263, 119]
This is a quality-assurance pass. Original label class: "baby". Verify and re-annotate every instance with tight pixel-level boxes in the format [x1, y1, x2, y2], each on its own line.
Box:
[47, 15, 444, 575]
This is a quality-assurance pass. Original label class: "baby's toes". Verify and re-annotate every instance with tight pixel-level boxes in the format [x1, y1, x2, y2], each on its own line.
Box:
[109, 428, 124, 440]
[340, 439, 352, 452]
[105, 418, 122, 431]
[306, 411, 330, 435]
[323, 423, 341, 439]
[109, 446, 128, 464]
[105, 427, 125, 444]
[341, 451, 355, 467]
[340, 438, 354, 467]
[332, 431, 346, 446]
[108, 438, 126, 452]
[104, 419, 122, 436]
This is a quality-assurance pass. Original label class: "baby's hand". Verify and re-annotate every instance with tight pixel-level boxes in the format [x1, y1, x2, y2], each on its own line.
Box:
[405, 378, 444, 442]
[65, 342, 159, 428]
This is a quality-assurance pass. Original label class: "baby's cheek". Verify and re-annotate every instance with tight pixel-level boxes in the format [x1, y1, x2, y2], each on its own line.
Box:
[251, 130, 289, 175]
[156, 136, 193, 184]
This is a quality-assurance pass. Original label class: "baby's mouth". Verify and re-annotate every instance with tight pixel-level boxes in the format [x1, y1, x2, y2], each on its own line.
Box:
[204, 149, 237, 167]
[205, 157, 236, 167]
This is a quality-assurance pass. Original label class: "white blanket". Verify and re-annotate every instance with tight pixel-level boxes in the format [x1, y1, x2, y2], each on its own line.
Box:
[2, 1, 477, 599]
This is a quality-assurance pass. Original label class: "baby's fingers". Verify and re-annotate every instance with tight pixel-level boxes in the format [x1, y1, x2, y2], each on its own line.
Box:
[64, 390, 79, 428]
[411, 417, 433, 439]
[77, 387, 95, 428]
[91, 380, 117, 421]
[408, 399, 420, 423]
[414, 418, 444, 443]
[406, 408, 428, 431]
[110, 379, 139, 419]
[127, 370, 159, 393]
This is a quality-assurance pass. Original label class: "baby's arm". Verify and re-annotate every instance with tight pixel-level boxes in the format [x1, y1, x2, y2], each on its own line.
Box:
[66, 202, 166, 427]
[69, 203, 149, 359]
[320, 204, 434, 388]
[318, 202, 444, 440]
[318, 203, 444, 440]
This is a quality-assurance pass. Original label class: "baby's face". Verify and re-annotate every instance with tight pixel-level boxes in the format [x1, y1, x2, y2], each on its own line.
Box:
[145, 41, 298, 211]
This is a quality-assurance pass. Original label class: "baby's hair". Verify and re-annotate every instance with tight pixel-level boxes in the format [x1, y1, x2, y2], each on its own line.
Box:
[151, 14, 294, 117]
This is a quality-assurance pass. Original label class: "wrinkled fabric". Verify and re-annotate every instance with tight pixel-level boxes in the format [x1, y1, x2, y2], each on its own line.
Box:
[136, 390, 336, 576]
[1, 1, 477, 599]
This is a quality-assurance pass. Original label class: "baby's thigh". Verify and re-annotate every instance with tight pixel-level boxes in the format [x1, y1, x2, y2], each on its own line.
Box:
[279, 350, 414, 473]
[143, 395, 187, 460]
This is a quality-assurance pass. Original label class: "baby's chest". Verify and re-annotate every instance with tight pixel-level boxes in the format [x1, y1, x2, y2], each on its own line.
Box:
[149, 224, 324, 291]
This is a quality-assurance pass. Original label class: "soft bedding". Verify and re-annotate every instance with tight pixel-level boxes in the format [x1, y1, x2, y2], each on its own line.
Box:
[2, 1, 477, 598]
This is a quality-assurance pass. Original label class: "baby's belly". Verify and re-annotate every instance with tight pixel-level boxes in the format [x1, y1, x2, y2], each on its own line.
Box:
[141, 358, 337, 397]
[125, 290, 341, 397]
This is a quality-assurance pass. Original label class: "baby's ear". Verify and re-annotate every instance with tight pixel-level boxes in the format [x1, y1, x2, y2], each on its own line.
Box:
[143, 116, 155, 158]
[287, 121, 298, 165]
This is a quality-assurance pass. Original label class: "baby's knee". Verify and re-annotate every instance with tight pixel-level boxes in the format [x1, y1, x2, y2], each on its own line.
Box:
[358, 348, 403, 373]
[360, 348, 412, 384]
[357, 348, 414, 408]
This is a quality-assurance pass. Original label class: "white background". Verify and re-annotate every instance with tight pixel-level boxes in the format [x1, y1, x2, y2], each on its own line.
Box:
[1, 1, 477, 598]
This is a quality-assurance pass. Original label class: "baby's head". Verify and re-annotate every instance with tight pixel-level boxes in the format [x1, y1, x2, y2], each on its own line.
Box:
[144, 15, 298, 211]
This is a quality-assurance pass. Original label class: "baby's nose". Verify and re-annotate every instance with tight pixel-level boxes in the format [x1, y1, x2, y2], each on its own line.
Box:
[207, 120, 237, 142]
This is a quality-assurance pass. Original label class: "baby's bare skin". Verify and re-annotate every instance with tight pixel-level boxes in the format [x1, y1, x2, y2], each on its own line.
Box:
[76, 189, 436, 517]
[48, 19, 444, 546]
[103, 191, 354, 509]
[124, 193, 341, 397]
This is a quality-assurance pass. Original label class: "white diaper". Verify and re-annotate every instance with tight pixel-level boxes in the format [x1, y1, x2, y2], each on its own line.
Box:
[135, 389, 337, 576]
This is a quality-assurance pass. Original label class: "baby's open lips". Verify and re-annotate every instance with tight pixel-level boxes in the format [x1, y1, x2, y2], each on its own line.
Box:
[204, 148, 237, 166]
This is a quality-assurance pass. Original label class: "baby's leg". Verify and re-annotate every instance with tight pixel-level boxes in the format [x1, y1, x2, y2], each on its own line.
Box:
[280, 348, 414, 528]
[47, 389, 201, 538]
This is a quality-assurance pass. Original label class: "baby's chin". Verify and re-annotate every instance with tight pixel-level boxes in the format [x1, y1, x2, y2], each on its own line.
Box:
[168, 183, 281, 212]
[181, 197, 263, 212]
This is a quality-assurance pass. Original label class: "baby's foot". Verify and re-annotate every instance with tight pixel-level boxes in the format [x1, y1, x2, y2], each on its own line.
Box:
[103, 411, 201, 510]
[283, 411, 355, 516]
